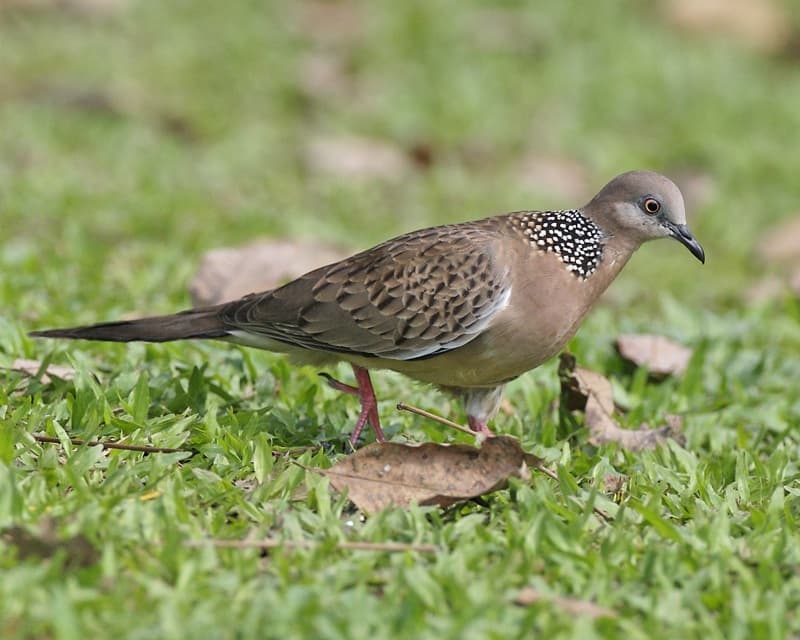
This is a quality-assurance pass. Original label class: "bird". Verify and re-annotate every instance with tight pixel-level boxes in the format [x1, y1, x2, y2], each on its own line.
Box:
[30, 170, 704, 445]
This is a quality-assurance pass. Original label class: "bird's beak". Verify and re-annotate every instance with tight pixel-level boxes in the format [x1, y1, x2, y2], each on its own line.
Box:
[664, 221, 705, 264]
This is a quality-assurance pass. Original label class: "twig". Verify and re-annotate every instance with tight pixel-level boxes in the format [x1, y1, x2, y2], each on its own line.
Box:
[189, 538, 439, 552]
[396, 402, 474, 436]
[530, 461, 558, 482]
[33, 435, 318, 458]
[32, 435, 188, 454]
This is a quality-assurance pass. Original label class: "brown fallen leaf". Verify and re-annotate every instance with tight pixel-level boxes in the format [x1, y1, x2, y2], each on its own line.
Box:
[323, 436, 540, 512]
[516, 155, 590, 203]
[559, 353, 614, 415]
[559, 353, 683, 451]
[663, 0, 791, 54]
[297, 52, 355, 100]
[514, 586, 617, 619]
[603, 473, 627, 496]
[615, 334, 692, 378]
[304, 135, 411, 180]
[189, 239, 350, 306]
[756, 215, 800, 265]
[10, 358, 75, 383]
[668, 169, 717, 213]
[467, 8, 537, 53]
[1, 520, 98, 568]
[0, 0, 129, 15]
[22, 85, 199, 142]
[296, 0, 364, 47]
[743, 276, 787, 305]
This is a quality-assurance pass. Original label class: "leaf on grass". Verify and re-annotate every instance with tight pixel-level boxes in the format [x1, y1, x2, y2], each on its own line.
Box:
[23, 85, 198, 142]
[323, 436, 539, 512]
[668, 169, 717, 212]
[304, 136, 412, 181]
[1, 520, 98, 568]
[744, 216, 800, 302]
[514, 587, 617, 619]
[603, 473, 628, 496]
[743, 276, 787, 304]
[297, 52, 355, 100]
[663, 0, 791, 54]
[0, 0, 130, 16]
[189, 239, 350, 306]
[558, 353, 684, 451]
[756, 215, 800, 265]
[10, 358, 75, 383]
[559, 353, 614, 415]
[515, 154, 590, 202]
[616, 334, 692, 378]
[297, 0, 364, 47]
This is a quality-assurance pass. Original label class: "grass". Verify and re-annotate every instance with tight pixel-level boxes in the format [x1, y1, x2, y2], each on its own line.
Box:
[2, 0, 800, 637]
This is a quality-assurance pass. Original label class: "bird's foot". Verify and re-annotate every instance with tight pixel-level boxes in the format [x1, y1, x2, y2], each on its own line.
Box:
[319, 372, 359, 396]
[320, 366, 385, 444]
[467, 415, 495, 439]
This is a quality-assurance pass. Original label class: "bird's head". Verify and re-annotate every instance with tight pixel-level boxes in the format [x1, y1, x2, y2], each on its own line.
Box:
[587, 170, 705, 263]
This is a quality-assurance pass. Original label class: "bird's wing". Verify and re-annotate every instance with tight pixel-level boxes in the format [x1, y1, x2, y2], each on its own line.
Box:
[219, 221, 512, 361]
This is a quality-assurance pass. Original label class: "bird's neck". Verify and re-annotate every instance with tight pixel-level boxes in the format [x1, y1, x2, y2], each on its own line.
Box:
[591, 230, 641, 293]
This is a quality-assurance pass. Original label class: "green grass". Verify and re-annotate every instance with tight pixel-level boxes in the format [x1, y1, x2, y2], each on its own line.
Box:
[2, 0, 800, 637]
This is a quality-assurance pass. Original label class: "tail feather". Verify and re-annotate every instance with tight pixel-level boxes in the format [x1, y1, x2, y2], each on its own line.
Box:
[29, 307, 229, 343]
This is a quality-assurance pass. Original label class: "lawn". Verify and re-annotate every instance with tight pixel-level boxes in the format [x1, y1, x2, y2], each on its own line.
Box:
[1, 0, 800, 638]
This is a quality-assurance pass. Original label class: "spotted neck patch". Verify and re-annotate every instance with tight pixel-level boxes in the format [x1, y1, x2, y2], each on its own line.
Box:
[509, 209, 604, 279]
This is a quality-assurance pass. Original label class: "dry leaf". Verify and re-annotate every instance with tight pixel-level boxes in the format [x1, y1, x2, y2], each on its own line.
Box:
[297, 53, 355, 100]
[22, 85, 197, 142]
[743, 276, 787, 304]
[467, 8, 536, 52]
[190, 239, 350, 306]
[304, 135, 412, 180]
[663, 0, 791, 53]
[297, 0, 364, 47]
[757, 215, 800, 265]
[615, 334, 692, 377]
[514, 587, 617, 619]
[516, 155, 590, 202]
[587, 410, 684, 451]
[669, 169, 717, 213]
[559, 353, 614, 415]
[0, 0, 129, 15]
[1, 520, 98, 568]
[323, 436, 539, 512]
[11, 358, 75, 383]
[559, 353, 683, 451]
[746, 217, 800, 302]
[603, 473, 627, 495]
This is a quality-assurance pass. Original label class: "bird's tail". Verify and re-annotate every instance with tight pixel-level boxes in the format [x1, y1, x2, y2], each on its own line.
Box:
[29, 306, 229, 343]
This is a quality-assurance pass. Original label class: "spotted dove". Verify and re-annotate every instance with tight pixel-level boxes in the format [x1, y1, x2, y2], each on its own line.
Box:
[31, 170, 705, 444]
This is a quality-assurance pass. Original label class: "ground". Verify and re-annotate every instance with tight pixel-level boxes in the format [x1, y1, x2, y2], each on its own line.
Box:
[1, 0, 800, 638]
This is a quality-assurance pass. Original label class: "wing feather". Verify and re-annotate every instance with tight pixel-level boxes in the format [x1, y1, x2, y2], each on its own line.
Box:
[220, 220, 512, 361]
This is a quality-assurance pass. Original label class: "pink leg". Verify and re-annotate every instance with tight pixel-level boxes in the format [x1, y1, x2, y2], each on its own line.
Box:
[467, 415, 495, 438]
[321, 365, 385, 444]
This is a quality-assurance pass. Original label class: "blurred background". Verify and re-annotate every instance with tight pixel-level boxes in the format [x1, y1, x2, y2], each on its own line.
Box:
[3, 0, 800, 331]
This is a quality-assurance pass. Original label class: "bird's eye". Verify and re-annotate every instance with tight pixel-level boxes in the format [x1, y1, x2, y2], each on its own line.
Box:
[642, 198, 661, 215]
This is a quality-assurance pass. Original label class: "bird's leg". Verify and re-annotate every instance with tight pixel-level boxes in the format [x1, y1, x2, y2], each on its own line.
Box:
[467, 415, 495, 437]
[320, 365, 385, 444]
[464, 385, 505, 439]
